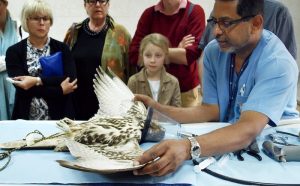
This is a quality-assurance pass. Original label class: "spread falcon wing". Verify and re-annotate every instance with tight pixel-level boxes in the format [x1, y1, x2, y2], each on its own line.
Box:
[57, 140, 145, 173]
[93, 67, 135, 117]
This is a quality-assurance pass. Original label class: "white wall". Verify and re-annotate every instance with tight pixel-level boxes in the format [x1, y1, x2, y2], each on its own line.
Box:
[7, 0, 214, 40]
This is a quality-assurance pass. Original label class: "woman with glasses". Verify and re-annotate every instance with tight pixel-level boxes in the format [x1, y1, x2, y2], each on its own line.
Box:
[64, 0, 132, 120]
[5, 0, 77, 120]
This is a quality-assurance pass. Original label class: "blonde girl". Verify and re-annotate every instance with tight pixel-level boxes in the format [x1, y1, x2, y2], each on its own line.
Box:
[127, 33, 181, 107]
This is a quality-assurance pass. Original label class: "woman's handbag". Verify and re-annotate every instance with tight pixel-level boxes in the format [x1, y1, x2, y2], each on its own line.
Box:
[39, 52, 63, 77]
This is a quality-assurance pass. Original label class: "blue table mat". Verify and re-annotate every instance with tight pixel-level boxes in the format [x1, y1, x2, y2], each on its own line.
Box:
[1, 120, 300, 185]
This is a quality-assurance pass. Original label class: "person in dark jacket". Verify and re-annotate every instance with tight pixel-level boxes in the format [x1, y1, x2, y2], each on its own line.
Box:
[6, 0, 77, 120]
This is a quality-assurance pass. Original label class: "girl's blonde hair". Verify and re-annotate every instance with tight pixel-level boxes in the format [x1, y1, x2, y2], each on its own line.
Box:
[21, 0, 53, 32]
[138, 33, 170, 65]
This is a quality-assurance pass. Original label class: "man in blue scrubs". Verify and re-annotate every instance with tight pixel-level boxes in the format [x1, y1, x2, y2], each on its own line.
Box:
[133, 0, 299, 177]
[197, 0, 297, 96]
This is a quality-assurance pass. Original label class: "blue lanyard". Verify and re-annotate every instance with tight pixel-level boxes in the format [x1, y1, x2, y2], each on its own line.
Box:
[225, 54, 250, 121]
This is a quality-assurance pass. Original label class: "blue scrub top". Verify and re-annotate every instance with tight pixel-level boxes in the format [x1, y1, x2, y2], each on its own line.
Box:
[202, 30, 299, 126]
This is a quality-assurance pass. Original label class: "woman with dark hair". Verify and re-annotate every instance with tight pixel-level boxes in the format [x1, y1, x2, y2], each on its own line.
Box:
[64, 0, 132, 120]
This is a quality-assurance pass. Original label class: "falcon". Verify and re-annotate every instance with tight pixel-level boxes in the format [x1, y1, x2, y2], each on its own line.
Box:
[0, 67, 166, 173]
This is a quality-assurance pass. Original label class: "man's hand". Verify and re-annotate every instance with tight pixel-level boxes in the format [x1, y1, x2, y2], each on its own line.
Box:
[134, 94, 155, 107]
[178, 34, 195, 49]
[133, 139, 191, 176]
[61, 77, 77, 95]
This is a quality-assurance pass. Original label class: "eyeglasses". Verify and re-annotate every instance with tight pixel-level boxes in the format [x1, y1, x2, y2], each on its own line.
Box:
[85, 0, 109, 6]
[28, 16, 51, 23]
[207, 15, 255, 31]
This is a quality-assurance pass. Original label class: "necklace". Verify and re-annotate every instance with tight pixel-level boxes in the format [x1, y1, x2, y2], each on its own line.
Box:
[83, 18, 108, 36]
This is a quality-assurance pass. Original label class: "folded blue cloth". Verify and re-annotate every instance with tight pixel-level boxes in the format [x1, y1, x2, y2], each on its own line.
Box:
[40, 52, 63, 77]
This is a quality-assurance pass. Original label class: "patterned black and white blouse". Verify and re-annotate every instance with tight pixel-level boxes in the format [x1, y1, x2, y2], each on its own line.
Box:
[26, 38, 51, 120]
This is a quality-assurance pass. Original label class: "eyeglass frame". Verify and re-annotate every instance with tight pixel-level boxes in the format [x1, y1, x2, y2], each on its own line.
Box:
[28, 16, 51, 23]
[85, 0, 109, 6]
[207, 15, 256, 31]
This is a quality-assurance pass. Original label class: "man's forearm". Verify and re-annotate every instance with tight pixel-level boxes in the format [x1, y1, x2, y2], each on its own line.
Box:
[152, 102, 219, 124]
[197, 111, 268, 157]
[197, 123, 254, 157]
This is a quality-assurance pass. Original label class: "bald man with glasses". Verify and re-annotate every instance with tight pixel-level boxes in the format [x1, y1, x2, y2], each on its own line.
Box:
[200, 0, 297, 59]
[197, 0, 297, 95]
